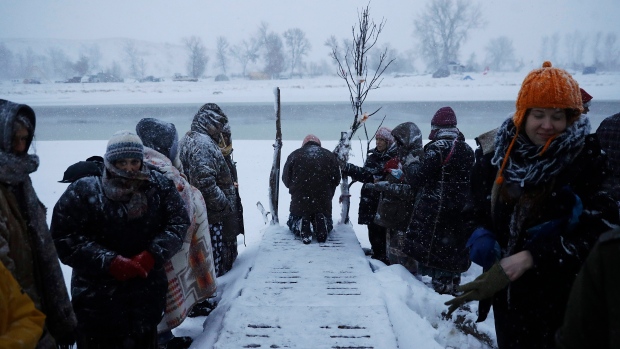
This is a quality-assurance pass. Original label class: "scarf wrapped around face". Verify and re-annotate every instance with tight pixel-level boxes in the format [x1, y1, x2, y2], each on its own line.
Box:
[102, 158, 151, 219]
[491, 115, 591, 187]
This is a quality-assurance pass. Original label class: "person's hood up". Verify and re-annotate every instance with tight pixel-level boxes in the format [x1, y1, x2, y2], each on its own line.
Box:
[190, 103, 228, 140]
[391, 122, 422, 151]
[0, 99, 36, 153]
[136, 118, 179, 161]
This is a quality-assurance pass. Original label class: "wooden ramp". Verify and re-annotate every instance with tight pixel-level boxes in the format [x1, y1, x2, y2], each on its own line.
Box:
[212, 225, 399, 349]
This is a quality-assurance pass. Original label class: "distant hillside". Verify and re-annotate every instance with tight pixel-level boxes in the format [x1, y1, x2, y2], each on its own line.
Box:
[0, 37, 189, 81]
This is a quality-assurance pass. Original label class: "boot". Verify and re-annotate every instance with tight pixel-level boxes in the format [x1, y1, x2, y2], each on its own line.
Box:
[314, 213, 329, 243]
[300, 219, 312, 244]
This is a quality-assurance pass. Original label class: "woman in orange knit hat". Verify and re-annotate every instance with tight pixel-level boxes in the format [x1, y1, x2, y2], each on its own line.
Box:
[446, 62, 617, 349]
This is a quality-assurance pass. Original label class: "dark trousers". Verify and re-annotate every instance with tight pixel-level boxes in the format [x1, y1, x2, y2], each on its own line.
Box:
[367, 222, 388, 262]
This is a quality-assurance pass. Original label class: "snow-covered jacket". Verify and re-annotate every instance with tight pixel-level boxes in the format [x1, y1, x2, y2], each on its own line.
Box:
[467, 116, 617, 348]
[374, 122, 424, 231]
[282, 141, 341, 217]
[142, 147, 217, 333]
[50, 170, 188, 338]
[180, 108, 236, 225]
[0, 99, 77, 349]
[342, 144, 397, 225]
[221, 152, 245, 241]
[403, 128, 474, 272]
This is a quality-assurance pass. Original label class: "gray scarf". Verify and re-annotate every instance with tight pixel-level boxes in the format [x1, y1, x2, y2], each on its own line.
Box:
[102, 158, 151, 219]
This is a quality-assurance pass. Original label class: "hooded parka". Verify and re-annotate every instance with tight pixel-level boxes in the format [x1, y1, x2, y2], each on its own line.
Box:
[179, 104, 236, 227]
[0, 99, 77, 348]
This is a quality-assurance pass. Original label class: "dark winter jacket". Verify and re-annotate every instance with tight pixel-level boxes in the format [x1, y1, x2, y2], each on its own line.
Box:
[282, 141, 341, 217]
[222, 152, 245, 241]
[0, 99, 77, 348]
[180, 104, 237, 225]
[373, 122, 424, 231]
[466, 117, 617, 349]
[403, 128, 474, 273]
[555, 228, 620, 349]
[50, 170, 188, 337]
[342, 144, 397, 225]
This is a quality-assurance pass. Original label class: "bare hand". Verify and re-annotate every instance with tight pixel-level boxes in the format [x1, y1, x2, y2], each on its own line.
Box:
[499, 251, 533, 282]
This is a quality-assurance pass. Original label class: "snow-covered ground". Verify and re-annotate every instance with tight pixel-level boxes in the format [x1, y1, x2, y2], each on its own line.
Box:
[12, 71, 620, 348]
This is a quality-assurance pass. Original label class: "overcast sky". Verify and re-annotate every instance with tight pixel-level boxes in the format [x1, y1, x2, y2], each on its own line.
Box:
[1, 0, 617, 65]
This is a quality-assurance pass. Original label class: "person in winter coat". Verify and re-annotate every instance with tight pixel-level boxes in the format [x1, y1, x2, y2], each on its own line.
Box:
[446, 61, 617, 349]
[51, 130, 189, 349]
[369, 122, 423, 273]
[282, 134, 341, 244]
[136, 118, 217, 349]
[555, 227, 620, 349]
[596, 112, 620, 194]
[0, 99, 77, 349]
[179, 103, 238, 278]
[0, 259, 46, 349]
[341, 127, 397, 263]
[219, 123, 245, 273]
[580, 88, 593, 115]
[400, 107, 474, 294]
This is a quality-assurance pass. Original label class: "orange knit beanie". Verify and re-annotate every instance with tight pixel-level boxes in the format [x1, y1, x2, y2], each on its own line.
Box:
[496, 61, 583, 185]
[513, 61, 583, 128]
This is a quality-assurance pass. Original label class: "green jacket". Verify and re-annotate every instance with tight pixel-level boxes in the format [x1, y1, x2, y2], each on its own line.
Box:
[556, 228, 620, 349]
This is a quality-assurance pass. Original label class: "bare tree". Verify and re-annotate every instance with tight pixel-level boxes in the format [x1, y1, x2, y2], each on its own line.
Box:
[0, 43, 15, 79]
[184, 36, 208, 79]
[603, 32, 619, 70]
[73, 55, 90, 76]
[47, 47, 72, 79]
[283, 28, 311, 77]
[540, 33, 560, 65]
[85, 44, 102, 72]
[263, 32, 285, 79]
[563, 31, 587, 69]
[485, 36, 515, 71]
[230, 39, 260, 78]
[591, 31, 603, 67]
[413, 0, 484, 70]
[105, 60, 123, 80]
[215, 36, 230, 75]
[123, 40, 144, 79]
[465, 52, 480, 72]
[324, 35, 353, 68]
[331, 4, 394, 223]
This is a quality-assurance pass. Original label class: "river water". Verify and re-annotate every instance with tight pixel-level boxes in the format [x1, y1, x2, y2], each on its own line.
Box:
[32, 101, 620, 141]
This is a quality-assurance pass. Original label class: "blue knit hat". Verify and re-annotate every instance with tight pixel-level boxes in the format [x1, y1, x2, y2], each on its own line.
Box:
[105, 130, 144, 163]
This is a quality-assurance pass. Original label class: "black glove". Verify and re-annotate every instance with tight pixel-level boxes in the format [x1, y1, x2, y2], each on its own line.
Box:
[444, 262, 510, 316]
